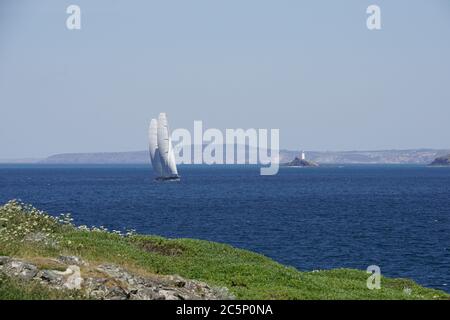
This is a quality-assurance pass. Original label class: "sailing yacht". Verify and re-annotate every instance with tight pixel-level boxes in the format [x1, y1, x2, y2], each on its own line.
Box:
[148, 113, 180, 181]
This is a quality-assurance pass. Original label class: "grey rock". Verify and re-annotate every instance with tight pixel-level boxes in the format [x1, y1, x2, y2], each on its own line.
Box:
[158, 288, 186, 300]
[166, 275, 187, 288]
[52, 265, 83, 290]
[130, 288, 165, 300]
[57, 255, 87, 266]
[38, 270, 65, 285]
[0, 256, 10, 265]
[96, 264, 141, 286]
[96, 264, 234, 300]
[1, 257, 234, 300]
[84, 278, 109, 299]
[36, 266, 83, 290]
[4, 260, 38, 281]
[282, 157, 319, 167]
[96, 264, 127, 279]
[104, 286, 128, 300]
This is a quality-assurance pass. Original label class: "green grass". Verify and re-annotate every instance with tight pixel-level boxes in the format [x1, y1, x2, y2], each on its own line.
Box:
[1, 200, 449, 300]
[0, 273, 85, 300]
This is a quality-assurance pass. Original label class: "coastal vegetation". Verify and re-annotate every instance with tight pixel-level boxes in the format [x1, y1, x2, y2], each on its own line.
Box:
[0, 200, 448, 300]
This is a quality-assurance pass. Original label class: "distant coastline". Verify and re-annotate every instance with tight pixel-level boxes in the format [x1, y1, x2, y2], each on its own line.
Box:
[1, 148, 449, 165]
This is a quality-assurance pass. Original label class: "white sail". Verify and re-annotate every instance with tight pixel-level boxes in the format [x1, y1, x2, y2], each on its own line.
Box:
[157, 113, 178, 177]
[148, 119, 163, 176]
[167, 136, 178, 175]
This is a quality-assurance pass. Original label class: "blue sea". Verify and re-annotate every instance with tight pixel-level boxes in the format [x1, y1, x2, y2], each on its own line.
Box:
[0, 164, 449, 292]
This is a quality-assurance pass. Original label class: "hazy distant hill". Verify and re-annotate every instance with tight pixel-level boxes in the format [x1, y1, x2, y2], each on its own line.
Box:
[301, 149, 450, 165]
[41, 151, 149, 164]
[37, 148, 450, 165]
[0, 158, 42, 164]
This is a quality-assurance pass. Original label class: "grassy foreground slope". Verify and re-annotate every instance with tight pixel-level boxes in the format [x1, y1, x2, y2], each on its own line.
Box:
[0, 200, 448, 300]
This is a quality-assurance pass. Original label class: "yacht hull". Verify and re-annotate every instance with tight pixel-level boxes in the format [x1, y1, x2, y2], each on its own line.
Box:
[155, 175, 180, 182]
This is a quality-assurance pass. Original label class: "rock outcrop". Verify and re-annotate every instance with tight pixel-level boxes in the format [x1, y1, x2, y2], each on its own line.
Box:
[283, 157, 319, 167]
[0, 256, 234, 300]
[429, 154, 450, 166]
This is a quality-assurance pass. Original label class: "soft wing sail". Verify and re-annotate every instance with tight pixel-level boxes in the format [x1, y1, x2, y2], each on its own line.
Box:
[167, 136, 178, 175]
[148, 119, 163, 176]
[157, 113, 178, 177]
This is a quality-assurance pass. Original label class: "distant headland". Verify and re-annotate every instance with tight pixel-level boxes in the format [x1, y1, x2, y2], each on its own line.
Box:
[1, 148, 450, 165]
[429, 154, 450, 166]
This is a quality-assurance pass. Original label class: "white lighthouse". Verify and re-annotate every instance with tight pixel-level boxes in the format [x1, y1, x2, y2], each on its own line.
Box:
[300, 150, 305, 160]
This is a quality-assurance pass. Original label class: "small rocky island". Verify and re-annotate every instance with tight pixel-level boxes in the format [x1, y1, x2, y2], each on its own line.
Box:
[283, 151, 319, 167]
[429, 154, 450, 166]
[284, 157, 319, 167]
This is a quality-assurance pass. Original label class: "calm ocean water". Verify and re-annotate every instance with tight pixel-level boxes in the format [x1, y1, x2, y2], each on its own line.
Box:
[0, 164, 449, 292]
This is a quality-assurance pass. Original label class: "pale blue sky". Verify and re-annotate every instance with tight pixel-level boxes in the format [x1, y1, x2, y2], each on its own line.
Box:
[1, 0, 450, 158]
